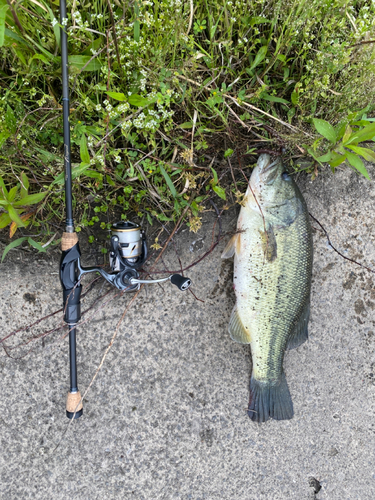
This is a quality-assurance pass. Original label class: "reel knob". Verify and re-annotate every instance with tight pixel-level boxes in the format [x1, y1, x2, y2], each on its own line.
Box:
[170, 274, 192, 291]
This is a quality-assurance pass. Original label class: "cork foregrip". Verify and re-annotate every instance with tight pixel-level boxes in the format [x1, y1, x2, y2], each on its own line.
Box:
[66, 391, 83, 412]
[61, 232, 78, 251]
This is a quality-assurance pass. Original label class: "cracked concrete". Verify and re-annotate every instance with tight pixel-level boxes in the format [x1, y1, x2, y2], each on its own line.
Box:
[1, 165, 375, 499]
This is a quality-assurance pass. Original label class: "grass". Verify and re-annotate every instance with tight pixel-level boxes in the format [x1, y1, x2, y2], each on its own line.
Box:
[0, 0, 375, 254]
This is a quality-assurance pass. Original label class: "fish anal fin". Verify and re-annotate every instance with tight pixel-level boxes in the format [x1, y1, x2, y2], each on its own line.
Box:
[221, 233, 241, 259]
[258, 225, 277, 262]
[228, 305, 251, 344]
[248, 372, 293, 423]
[287, 300, 310, 350]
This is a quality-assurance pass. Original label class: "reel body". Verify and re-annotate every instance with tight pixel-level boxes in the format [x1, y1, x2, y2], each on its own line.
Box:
[60, 221, 191, 298]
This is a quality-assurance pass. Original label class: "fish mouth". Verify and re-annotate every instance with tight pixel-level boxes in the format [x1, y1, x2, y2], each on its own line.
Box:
[256, 155, 282, 184]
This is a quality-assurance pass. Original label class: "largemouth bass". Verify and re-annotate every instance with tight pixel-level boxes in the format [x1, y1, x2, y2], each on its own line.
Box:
[222, 154, 313, 422]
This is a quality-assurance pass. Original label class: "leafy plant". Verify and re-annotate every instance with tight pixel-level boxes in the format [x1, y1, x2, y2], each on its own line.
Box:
[0, 173, 48, 259]
[0, 0, 375, 250]
[0, 173, 47, 233]
[307, 107, 375, 179]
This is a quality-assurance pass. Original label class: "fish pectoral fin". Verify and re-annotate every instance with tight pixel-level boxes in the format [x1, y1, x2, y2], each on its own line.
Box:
[258, 225, 277, 262]
[221, 233, 241, 259]
[286, 300, 310, 350]
[228, 305, 251, 344]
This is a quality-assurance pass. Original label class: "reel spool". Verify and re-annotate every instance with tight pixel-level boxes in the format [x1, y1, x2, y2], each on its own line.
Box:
[109, 221, 147, 277]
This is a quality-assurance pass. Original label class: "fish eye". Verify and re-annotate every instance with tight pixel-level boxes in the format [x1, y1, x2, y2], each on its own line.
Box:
[281, 172, 291, 181]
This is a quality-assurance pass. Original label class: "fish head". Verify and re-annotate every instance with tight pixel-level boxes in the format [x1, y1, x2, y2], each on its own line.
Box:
[244, 154, 300, 218]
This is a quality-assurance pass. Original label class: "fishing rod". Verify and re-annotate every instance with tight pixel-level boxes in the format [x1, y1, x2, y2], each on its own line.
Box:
[59, 3, 191, 419]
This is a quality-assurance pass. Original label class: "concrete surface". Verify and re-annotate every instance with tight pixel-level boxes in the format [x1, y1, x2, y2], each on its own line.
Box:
[0, 165, 375, 500]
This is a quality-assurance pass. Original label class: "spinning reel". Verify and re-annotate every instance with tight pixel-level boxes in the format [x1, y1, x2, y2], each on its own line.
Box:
[108, 221, 191, 292]
[59, 222, 191, 419]
[61, 221, 191, 298]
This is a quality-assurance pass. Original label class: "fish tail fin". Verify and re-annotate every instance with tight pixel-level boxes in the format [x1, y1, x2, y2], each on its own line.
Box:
[247, 372, 293, 423]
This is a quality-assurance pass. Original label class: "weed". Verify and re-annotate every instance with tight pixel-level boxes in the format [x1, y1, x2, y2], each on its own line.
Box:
[0, 0, 375, 256]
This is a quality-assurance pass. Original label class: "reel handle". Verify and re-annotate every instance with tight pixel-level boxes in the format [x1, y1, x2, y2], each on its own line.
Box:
[128, 274, 192, 291]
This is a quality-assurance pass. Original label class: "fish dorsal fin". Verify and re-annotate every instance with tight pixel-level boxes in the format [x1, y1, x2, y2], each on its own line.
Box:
[221, 233, 241, 259]
[286, 300, 310, 350]
[228, 305, 251, 344]
[258, 224, 277, 262]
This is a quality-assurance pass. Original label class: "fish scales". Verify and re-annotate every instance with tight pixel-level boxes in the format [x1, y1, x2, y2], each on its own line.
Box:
[236, 208, 312, 381]
[222, 154, 313, 422]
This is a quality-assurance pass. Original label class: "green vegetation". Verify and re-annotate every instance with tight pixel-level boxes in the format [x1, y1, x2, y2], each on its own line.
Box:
[0, 0, 375, 256]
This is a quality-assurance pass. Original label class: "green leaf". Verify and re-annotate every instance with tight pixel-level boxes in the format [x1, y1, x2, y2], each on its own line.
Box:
[342, 124, 352, 144]
[134, 20, 140, 42]
[224, 148, 234, 158]
[20, 172, 29, 198]
[5, 105, 17, 134]
[13, 191, 47, 206]
[28, 237, 46, 253]
[29, 53, 51, 65]
[179, 122, 193, 129]
[55, 55, 101, 71]
[0, 176, 8, 198]
[213, 185, 226, 200]
[0, 212, 11, 229]
[157, 213, 172, 222]
[34, 146, 59, 162]
[84, 170, 103, 180]
[7, 186, 18, 202]
[210, 167, 218, 184]
[249, 45, 268, 71]
[2, 237, 27, 262]
[0, 131, 10, 149]
[346, 145, 375, 163]
[106, 92, 127, 101]
[4, 28, 30, 47]
[7, 205, 25, 227]
[329, 153, 346, 168]
[80, 134, 90, 164]
[0, 4, 9, 47]
[159, 164, 177, 198]
[128, 94, 156, 107]
[349, 123, 375, 144]
[260, 93, 289, 105]
[335, 122, 347, 142]
[291, 92, 299, 106]
[106, 174, 115, 186]
[345, 151, 370, 179]
[316, 151, 333, 162]
[312, 118, 337, 143]
[249, 16, 271, 26]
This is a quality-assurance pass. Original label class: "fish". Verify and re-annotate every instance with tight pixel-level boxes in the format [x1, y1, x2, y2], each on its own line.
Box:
[222, 154, 313, 422]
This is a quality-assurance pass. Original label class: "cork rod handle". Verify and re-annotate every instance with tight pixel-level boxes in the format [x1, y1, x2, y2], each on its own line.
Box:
[61, 232, 78, 251]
